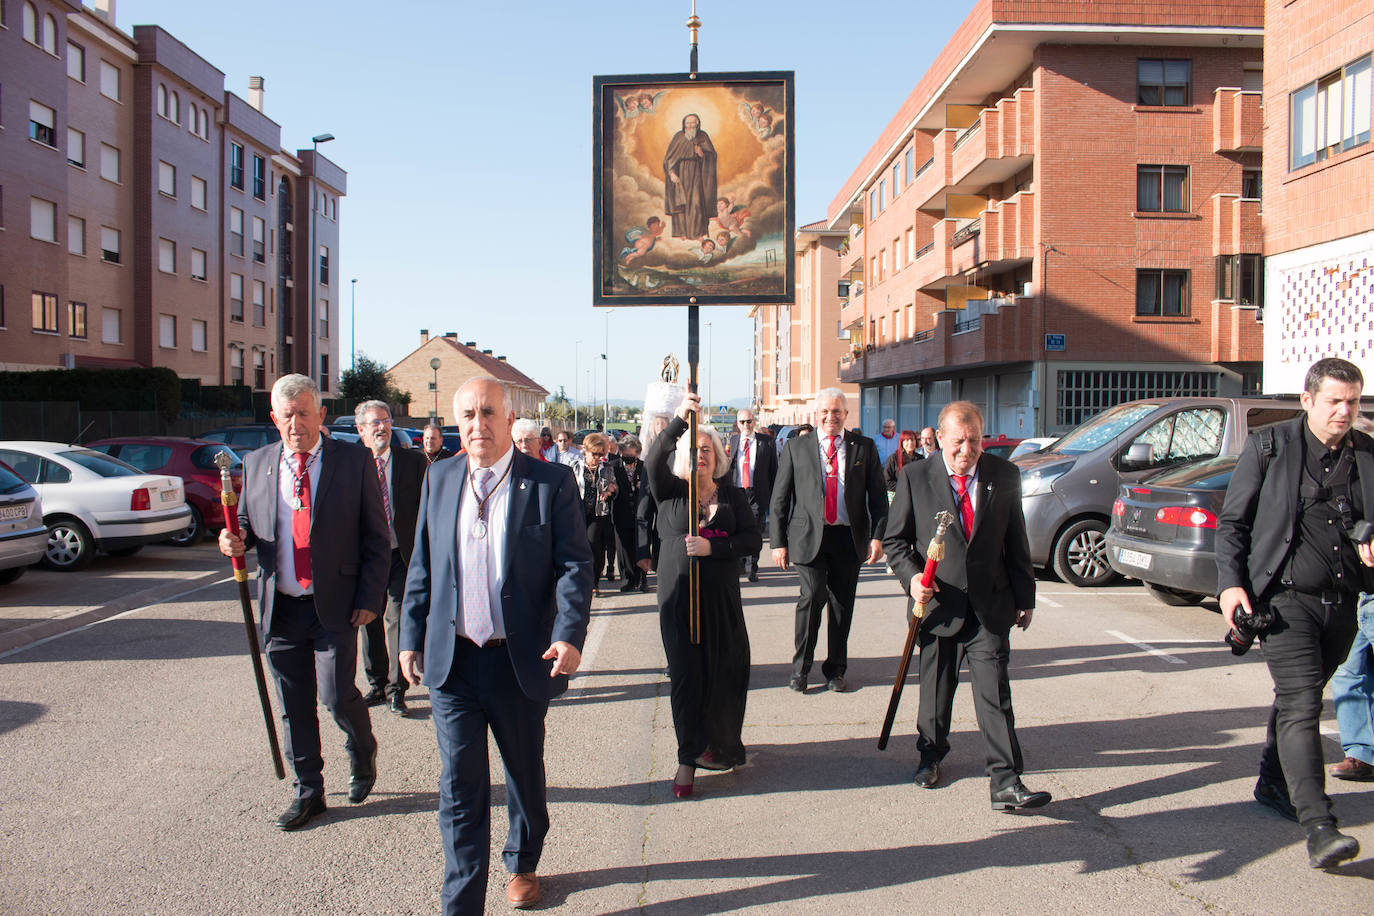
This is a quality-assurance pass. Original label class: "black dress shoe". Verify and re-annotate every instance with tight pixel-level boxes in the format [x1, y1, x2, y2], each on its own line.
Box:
[1307, 822, 1360, 868]
[789, 675, 806, 693]
[276, 795, 326, 831]
[913, 761, 941, 789]
[991, 781, 1052, 810]
[637, 577, 651, 593]
[619, 579, 638, 593]
[826, 676, 849, 693]
[1253, 777, 1298, 823]
[362, 687, 386, 707]
[348, 751, 377, 803]
[388, 694, 411, 718]
[747, 567, 759, 582]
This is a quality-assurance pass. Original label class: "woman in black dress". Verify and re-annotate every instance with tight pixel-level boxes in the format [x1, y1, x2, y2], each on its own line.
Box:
[646, 393, 760, 798]
[883, 429, 921, 492]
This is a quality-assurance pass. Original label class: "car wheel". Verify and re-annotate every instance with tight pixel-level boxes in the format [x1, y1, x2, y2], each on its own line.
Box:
[0, 567, 25, 585]
[42, 517, 95, 572]
[170, 505, 205, 547]
[1146, 583, 1207, 606]
[106, 546, 142, 557]
[1051, 519, 1118, 588]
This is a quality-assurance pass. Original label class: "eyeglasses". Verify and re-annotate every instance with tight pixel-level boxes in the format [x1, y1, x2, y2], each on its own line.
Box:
[361, 418, 392, 428]
[739, 420, 755, 425]
[587, 450, 606, 457]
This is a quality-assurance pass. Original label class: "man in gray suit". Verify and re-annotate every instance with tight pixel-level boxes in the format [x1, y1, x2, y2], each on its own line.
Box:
[219, 374, 391, 830]
[770, 387, 888, 693]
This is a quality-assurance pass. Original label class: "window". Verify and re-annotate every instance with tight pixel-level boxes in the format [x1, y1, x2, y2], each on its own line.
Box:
[99, 60, 119, 101]
[158, 238, 175, 273]
[1137, 59, 1191, 106]
[22, 2, 35, 43]
[196, 107, 209, 140]
[253, 349, 266, 389]
[892, 165, 900, 199]
[1290, 55, 1371, 169]
[319, 298, 330, 338]
[252, 280, 265, 326]
[156, 83, 166, 118]
[1216, 254, 1265, 306]
[252, 216, 265, 262]
[29, 196, 56, 242]
[191, 319, 206, 352]
[229, 346, 244, 385]
[101, 307, 121, 344]
[40, 12, 54, 54]
[1137, 165, 1189, 212]
[67, 127, 84, 167]
[28, 100, 55, 146]
[229, 274, 243, 321]
[252, 154, 266, 199]
[878, 179, 886, 212]
[31, 292, 58, 332]
[169, 90, 179, 125]
[905, 227, 914, 262]
[68, 301, 86, 339]
[1056, 369, 1217, 427]
[869, 189, 878, 217]
[1136, 269, 1190, 316]
[904, 148, 915, 186]
[100, 226, 121, 263]
[1241, 168, 1261, 199]
[880, 248, 889, 278]
[229, 207, 243, 256]
[1124, 408, 1224, 471]
[191, 247, 206, 281]
[67, 216, 85, 255]
[230, 142, 244, 189]
[319, 245, 330, 285]
[191, 175, 206, 210]
[320, 354, 329, 392]
[99, 143, 120, 183]
[67, 42, 85, 82]
[158, 314, 176, 348]
[158, 160, 175, 196]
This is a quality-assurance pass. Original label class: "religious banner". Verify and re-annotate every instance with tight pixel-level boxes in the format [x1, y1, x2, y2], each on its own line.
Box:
[593, 71, 795, 306]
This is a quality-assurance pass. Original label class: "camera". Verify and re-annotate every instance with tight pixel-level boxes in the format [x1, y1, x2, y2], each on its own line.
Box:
[1346, 518, 1374, 545]
[1225, 604, 1276, 656]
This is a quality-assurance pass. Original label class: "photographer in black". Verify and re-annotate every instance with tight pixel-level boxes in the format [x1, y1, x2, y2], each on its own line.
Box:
[1217, 357, 1374, 868]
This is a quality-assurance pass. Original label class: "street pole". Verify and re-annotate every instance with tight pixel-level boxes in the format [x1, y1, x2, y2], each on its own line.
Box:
[574, 339, 581, 430]
[603, 308, 613, 431]
[350, 278, 357, 371]
[429, 357, 441, 420]
[308, 132, 333, 384]
[707, 320, 713, 423]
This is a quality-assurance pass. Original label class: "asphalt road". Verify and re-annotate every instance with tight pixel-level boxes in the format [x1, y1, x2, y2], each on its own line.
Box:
[2, 544, 1372, 914]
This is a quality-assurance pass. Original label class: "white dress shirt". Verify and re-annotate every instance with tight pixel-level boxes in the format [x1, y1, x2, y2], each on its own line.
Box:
[941, 454, 980, 518]
[817, 432, 851, 526]
[457, 446, 515, 640]
[274, 437, 323, 597]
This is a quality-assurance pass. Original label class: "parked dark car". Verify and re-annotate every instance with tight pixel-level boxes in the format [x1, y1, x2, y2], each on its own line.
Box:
[1104, 454, 1237, 605]
[198, 424, 280, 457]
[88, 437, 242, 545]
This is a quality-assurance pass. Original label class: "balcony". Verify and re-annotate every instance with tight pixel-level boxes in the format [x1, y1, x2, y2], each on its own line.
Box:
[980, 190, 1036, 266]
[912, 129, 956, 212]
[839, 288, 866, 330]
[1213, 88, 1262, 153]
[838, 232, 865, 275]
[911, 216, 983, 290]
[1211, 194, 1262, 255]
[839, 296, 1033, 384]
[948, 87, 1036, 199]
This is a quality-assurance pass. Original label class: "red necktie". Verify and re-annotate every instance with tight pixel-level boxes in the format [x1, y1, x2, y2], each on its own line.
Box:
[375, 455, 393, 540]
[741, 438, 752, 489]
[824, 436, 838, 524]
[292, 452, 313, 589]
[954, 474, 974, 538]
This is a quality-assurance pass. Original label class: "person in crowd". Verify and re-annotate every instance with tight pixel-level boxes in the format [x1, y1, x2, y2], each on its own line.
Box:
[917, 427, 939, 458]
[604, 436, 623, 581]
[615, 434, 650, 592]
[728, 409, 777, 582]
[638, 415, 672, 585]
[540, 427, 558, 463]
[884, 429, 921, 492]
[399, 377, 591, 912]
[1217, 357, 1374, 868]
[218, 374, 389, 831]
[875, 418, 899, 466]
[552, 429, 581, 467]
[513, 418, 546, 461]
[796, 423, 814, 437]
[646, 392, 759, 798]
[1329, 418, 1374, 786]
[422, 424, 453, 465]
[573, 433, 621, 597]
[884, 401, 1049, 811]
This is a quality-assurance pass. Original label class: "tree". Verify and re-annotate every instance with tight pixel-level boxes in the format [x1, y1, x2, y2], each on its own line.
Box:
[545, 386, 572, 424]
[340, 352, 411, 413]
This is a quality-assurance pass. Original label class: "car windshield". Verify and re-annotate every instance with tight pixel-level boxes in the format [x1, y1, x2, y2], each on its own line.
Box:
[0, 464, 27, 495]
[1144, 455, 1239, 490]
[1049, 403, 1161, 455]
[61, 448, 141, 478]
[191, 444, 242, 470]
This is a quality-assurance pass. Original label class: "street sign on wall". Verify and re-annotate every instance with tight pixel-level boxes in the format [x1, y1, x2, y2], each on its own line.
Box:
[1045, 333, 1066, 351]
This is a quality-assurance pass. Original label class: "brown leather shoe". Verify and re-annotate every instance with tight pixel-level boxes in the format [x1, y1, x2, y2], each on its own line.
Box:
[507, 873, 540, 909]
[1329, 756, 1374, 782]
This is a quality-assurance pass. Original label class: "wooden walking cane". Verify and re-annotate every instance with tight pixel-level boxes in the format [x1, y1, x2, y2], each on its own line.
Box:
[878, 510, 955, 750]
[213, 451, 285, 779]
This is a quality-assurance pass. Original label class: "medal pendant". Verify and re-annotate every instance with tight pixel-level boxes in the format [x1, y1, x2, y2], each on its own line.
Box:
[290, 496, 303, 511]
[472, 519, 487, 540]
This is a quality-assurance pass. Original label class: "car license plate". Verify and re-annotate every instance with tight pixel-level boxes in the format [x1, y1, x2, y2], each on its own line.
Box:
[1117, 547, 1152, 570]
[160, 489, 179, 503]
[0, 505, 25, 520]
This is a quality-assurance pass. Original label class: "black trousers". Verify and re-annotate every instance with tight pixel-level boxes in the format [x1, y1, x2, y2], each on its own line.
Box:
[739, 489, 765, 573]
[265, 592, 377, 800]
[1257, 589, 1358, 828]
[915, 613, 1024, 793]
[360, 548, 408, 698]
[792, 525, 861, 680]
[586, 516, 614, 583]
[614, 516, 641, 586]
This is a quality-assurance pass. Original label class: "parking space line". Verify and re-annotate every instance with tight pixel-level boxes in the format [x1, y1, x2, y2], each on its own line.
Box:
[1105, 629, 1186, 665]
[1037, 595, 1062, 608]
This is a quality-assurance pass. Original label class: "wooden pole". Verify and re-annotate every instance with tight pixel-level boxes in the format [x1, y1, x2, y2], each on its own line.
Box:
[685, 3, 702, 644]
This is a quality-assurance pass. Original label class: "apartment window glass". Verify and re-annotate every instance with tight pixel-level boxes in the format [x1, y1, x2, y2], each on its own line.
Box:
[253, 350, 266, 389]
[229, 142, 244, 189]
[101, 307, 121, 344]
[100, 226, 120, 263]
[32, 292, 58, 332]
[191, 248, 206, 281]
[68, 301, 86, 339]
[1290, 55, 1371, 169]
[67, 42, 85, 82]
[869, 189, 878, 218]
[22, 2, 35, 43]
[191, 175, 206, 210]
[159, 314, 176, 348]
[892, 165, 900, 198]
[40, 12, 55, 54]
[252, 154, 266, 199]
[1137, 165, 1188, 212]
[67, 127, 84, 167]
[251, 216, 265, 263]
[158, 160, 175, 196]
[1136, 269, 1190, 316]
[905, 228, 914, 262]
[158, 238, 175, 273]
[169, 91, 179, 125]
[1137, 59, 1191, 106]
[156, 84, 167, 118]
[880, 248, 889, 277]
[319, 298, 330, 338]
[319, 245, 330, 285]
[878, 179, 886, 211]
[320, 354, 329, 392]
[904, 148, 915, 185]
[229, 274, 243, 321]
[252, 280, 266, 326]
[100, 143, 119, 182]
[99, 60, 119, 101]
[191, 319, 207, 352]
[29, 196, 56, 242]
[67, 216, 85, 255]
[229, 207, 243, 256]
[229, 347, 244, 385]
[1215, 254, 1265, 306]
[1241, 169, 1261, 199]
[28, 100, 55, 146]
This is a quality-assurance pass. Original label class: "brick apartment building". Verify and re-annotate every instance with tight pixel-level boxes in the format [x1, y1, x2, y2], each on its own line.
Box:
[1261, 0, 1373, 393]
[824, 0, 1266, 437]
[0, 0, 346, 393]
[388, 331, 549, 426]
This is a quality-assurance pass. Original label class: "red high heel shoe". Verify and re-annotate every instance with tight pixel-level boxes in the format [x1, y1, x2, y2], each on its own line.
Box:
[671, 780, 693, 799]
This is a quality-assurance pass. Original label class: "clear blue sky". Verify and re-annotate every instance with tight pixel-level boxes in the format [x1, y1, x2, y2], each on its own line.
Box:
[119, 0, 971, 406]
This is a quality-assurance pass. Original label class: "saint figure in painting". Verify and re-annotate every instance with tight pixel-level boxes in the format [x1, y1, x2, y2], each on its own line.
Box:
[663, 114, 718, 240]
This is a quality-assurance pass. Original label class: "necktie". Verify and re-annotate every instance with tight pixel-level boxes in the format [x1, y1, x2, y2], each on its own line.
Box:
[375, 454, 393, 540]
[954, 474, 974, 538]
[292, 452, 312, 590]
[741, 437, 752, 489]
[824, 436, 839, 525]
[463, 468, 494, 646]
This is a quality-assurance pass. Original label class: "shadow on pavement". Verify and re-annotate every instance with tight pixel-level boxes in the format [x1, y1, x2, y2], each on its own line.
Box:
[0, 616, 245, 664]
[0, 700, 45, 734]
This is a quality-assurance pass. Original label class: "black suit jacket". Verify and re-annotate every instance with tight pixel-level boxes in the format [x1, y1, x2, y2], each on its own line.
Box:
[883, 451, 1035, 637]
[728, 432, 777, 511]
[387, 446, 427, 565]
[238, 436, 392, 635]
[1216, 417, 1374, 599]
[770, 429, 888, 564]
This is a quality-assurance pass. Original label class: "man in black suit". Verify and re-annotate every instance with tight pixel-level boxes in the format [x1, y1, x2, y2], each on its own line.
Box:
[356, 400, 428, 718]
[770, 388, 887, 693]
[422, 423, 454, 465]
[219, 374, 391, 830]
[883, 400, 1048, 810]
[1217, 357, 1374, 868]
[729, 408, 777, 581]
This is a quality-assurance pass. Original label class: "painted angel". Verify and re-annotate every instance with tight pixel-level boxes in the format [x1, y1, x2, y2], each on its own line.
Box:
[616, 95, 642, 120]
[619, 217, 665, 264]
[714, 198, 752, 238]
[636, 91, 665, 115]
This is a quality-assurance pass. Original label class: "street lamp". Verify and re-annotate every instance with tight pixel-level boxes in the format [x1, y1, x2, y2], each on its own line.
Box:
[308, 131, 334, 386]
[706, 320, 713, 422]
[429, 356, 441, 420]
[603, 309, 613, 431]
[350, 278, 357, 371]
[574, 339, 582, 430]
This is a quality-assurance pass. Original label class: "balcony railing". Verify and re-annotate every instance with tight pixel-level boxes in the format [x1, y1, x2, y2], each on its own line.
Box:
[915, 242, 934, 259]
[915, 156, 934, 179]
[953, 315, 982, 334]
[912, 328, 934, 343]
[953, 119, 982, 150]
[951, 218, 981, 248]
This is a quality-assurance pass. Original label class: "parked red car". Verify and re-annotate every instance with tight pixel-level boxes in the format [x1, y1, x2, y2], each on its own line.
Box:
[86, 437, 242, 545]
[980, 434, 1024, 459]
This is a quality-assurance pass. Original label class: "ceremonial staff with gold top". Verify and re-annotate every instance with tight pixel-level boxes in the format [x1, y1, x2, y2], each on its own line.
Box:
[212, 450, 285, 779]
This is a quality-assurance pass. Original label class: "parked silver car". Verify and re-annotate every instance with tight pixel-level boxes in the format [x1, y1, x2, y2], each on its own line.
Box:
[0, 460, 47, 584]
[1013, 397, 1303, 587]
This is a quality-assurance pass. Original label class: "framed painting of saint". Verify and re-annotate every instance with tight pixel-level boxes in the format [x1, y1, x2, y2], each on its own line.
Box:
[593, 71, 795, 306]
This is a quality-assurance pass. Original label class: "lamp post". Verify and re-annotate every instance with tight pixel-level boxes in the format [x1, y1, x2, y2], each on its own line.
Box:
[429, 357, 441, 420]
[574, 339, 582, 430]
[307, 132, 334, 385]
[603, 309, 613, 431]
[706, 320, 713, 423]
[350, 278, 357, 371]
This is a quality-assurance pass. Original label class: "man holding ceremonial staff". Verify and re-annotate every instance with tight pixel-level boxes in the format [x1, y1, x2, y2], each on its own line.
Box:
[883, 401, 1049, 810]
